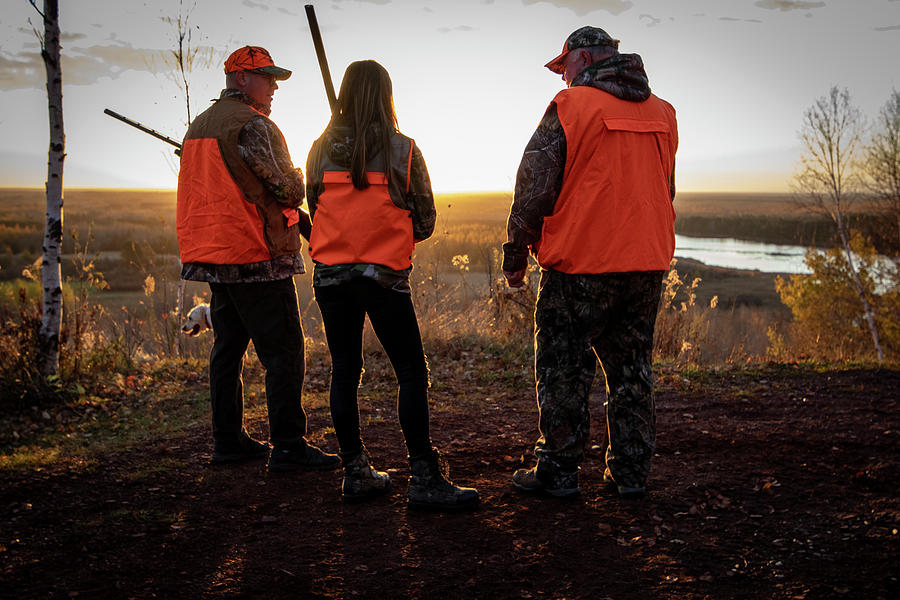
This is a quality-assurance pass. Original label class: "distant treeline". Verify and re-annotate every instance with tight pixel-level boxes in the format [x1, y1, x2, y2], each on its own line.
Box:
[675, 213, 898, 254]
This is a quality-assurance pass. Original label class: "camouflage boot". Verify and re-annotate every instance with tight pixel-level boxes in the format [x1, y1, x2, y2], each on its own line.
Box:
[512, 462, 580, 498]
[407, 448, 479, 511]
[341, 448, 391, 503]
[603, 467, 645, 499]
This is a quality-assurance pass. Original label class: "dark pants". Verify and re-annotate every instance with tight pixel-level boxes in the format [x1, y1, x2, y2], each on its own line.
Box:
[315, 278, 431, 458]
[208, 278, 306, 448]
[533, 269, 664, 487]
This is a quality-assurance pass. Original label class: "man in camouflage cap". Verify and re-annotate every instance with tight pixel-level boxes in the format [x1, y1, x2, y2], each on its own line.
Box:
[177, 46, 340, 473]
[503, 26, 678, 499]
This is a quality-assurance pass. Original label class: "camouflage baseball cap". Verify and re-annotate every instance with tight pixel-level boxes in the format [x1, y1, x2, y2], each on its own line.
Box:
[545, 26, 620, 74]
[224, 46, 292, 80]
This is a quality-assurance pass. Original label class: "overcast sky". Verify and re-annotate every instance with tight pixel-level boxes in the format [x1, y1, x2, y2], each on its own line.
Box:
[1, 0, 898, 193]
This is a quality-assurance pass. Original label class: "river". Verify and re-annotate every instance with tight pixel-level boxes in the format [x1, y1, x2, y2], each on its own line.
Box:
[674, 235, 809, 273]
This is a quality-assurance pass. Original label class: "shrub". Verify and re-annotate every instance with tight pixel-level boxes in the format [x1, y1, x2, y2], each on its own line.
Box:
[775, 232, 899, 361]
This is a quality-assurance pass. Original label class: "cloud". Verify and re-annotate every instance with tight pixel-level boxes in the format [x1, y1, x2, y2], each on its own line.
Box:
[754, 0, 825, 11]
[437, 25, 478, 34]
[277, 7, 298, 16]
[521, 0, 633, 16]
[0, 42, 205, 90]
[0, 52, 43, 90]
[874, 24, 900, 31]
[639, 13, 661, 27]
[242, 0, 269, 10]
[60, 33, 87, 43]
[719, 16, 763, 23]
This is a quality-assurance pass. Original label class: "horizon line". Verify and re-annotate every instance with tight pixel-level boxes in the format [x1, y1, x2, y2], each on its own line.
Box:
[0, 185, 795, 195]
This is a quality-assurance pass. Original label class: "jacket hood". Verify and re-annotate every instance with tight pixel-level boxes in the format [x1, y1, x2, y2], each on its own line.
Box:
[570, 53, 651, 102]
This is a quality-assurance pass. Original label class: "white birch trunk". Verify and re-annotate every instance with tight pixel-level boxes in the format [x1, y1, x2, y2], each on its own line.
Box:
[37, 0, 65, 376]
[835, 210, 884, 363]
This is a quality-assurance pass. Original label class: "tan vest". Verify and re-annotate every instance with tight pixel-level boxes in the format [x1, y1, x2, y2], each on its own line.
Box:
[176, 97, 302, 264]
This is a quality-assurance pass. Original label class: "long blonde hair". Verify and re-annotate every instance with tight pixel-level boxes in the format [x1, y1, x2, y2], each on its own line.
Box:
[332, 60, 399, 190]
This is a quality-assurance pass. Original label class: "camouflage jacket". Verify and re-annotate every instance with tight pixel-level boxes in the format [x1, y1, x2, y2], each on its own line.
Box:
[180, 89, 308, 284]
[502, 53, 674, 273]
[306, 123, 435, 293]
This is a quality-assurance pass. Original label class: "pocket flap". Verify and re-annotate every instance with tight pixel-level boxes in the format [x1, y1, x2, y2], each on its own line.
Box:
[604, 118, 670, 134]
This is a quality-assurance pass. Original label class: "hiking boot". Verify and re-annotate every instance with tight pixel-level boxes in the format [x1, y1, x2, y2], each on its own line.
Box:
[603, 467, 646, 499]
[211, 430, 270, 464]
[268, 440, 341, 472]
[341, 448, 391, 503]
[407, 448, 479, 511]
[512, 462, 580, 498]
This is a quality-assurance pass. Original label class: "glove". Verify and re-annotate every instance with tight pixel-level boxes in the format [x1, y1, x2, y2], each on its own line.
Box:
[503, 269, 526, 288]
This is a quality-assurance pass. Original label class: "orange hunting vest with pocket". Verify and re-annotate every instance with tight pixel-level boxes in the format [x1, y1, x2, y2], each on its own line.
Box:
[176, 97, 302, 265]
[308, 133, 416, 271]
[534, 86, 678, 274]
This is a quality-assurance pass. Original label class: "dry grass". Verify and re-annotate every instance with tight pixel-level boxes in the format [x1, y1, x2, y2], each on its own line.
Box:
[0, 187, 833, 376]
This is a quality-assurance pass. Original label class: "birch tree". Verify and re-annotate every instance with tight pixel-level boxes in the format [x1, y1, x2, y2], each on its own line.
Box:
[794, 86, 883, 362]
[30, 0, 65, 376]
[864, 89, 900, 253]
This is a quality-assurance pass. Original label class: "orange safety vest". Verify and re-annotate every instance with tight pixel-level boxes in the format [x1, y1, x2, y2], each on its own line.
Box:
[176, 97, 302, 265]
[308, 135, 415, 271]
[534, 86, 678, 274]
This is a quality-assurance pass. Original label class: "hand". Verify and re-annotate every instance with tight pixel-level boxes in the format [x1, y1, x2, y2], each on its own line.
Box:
[503, 269, 526, 288]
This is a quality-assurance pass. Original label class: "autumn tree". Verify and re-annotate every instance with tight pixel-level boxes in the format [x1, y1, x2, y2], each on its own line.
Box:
[864, 89, 900, 253]
[792, 86, 883, 362]
[775, 234, 893, 360]
[29, 0, 65, 376]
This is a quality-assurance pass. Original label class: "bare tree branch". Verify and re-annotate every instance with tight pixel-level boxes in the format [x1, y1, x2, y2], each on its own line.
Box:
[27, 0, 46, 20]
[864, 89, 900, 252]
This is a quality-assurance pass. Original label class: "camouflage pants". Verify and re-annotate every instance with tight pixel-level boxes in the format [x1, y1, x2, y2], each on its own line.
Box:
[533, 269, 664, 488]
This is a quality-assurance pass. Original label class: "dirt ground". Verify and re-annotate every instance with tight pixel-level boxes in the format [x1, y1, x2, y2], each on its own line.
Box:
[2, 361, 898, 599]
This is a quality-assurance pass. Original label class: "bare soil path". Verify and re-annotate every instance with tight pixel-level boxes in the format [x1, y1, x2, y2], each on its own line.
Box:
[2, 364, 898, 599]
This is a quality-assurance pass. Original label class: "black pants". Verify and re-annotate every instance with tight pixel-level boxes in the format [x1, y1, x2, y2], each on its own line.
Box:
[315, 278, 431, 458]
[208, 278, 306, 448]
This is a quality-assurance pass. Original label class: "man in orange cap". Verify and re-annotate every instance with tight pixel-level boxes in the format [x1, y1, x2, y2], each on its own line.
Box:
[177, 46, 340, 473]
[503, 26, 678, 499]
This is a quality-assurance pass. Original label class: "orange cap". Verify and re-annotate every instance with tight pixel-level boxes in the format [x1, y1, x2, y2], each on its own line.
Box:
[224, 46, 292, 80]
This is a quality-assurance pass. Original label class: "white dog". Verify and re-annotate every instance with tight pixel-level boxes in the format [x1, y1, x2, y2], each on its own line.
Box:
[182, 303, 212, 336]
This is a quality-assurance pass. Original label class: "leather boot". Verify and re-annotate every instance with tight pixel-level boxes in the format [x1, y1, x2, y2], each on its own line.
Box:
[407, 447, 479, 511]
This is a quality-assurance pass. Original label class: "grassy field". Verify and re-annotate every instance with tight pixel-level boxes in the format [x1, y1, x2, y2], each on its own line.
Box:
[0, 186, 868, 368]
[0, 187, 800, 312]
[0, 187, 799, 340]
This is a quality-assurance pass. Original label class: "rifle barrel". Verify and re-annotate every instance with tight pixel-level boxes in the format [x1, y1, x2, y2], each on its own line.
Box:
[103, 108, 183, 150]
[304, 5, 338, 113]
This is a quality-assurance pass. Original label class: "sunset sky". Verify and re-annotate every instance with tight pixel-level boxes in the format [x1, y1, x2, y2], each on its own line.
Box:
[1, 0, 898, 193]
